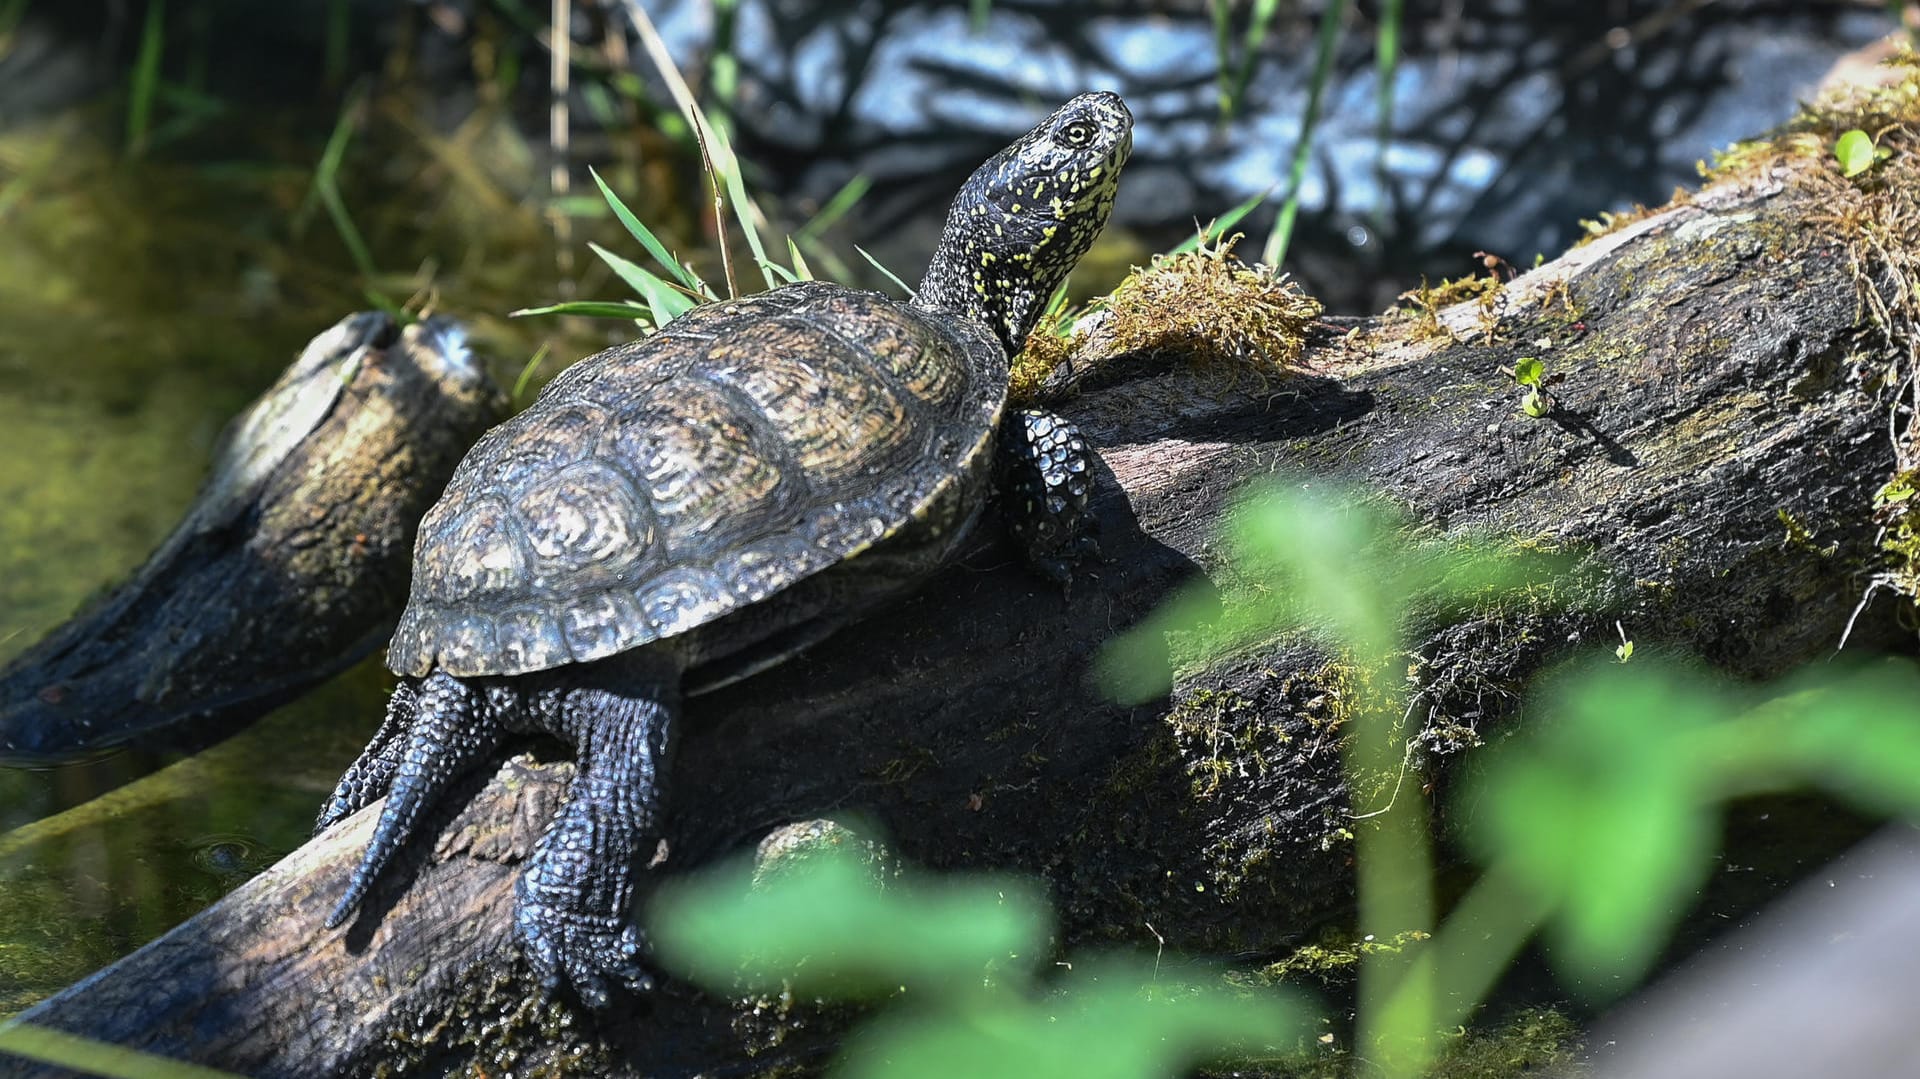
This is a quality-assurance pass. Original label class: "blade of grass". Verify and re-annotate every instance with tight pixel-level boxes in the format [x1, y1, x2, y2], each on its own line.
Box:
[1227, 0, 1283, 120]
[305, 87, 380, 286]
[590, 166, 706, 292]
[0, 1020, 244, 1079]
[1171, 184, 1275, 255]
[625, 0, 778, 293]
[126, 0, 165, 156]
[589, 241, 702, 324]
[1260, 0, 1347, 268]
[511, 299, 658, 321]
[1210, 0, 1232, 118]
[1373, 0, 1404, 224]
[785, 236, 815, 281]
[759, 258, 801, 284]
[857, 245, 915, 298]
[793, 173, 872, 245]
[511, 341, 553, 404]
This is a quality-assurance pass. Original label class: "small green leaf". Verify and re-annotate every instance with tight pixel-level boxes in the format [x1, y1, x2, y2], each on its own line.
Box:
[1520, 387, 1550, 418]
[1835, 129, 1878, 178]
[836, 962, 1303, 1079]
[1615, 639, 1633, 663]
[651, 846, 1050, 997]
[1876, 475, 1916, 505]
[1467, 660, 1737, 992]
[1512, 357, 1543, 387]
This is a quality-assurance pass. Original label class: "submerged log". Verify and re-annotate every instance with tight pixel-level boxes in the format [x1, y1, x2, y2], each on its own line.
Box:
[9, 133, 1914, 1075]
[0, 315, 503, 764]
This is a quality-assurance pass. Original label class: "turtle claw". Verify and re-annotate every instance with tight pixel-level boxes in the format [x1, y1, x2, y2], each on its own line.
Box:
[516, 900, 652, 1007]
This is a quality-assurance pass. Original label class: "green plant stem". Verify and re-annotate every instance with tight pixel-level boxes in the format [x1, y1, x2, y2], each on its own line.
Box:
[127, 0, 165, 156]
[0, 1021, 242, 1079]
[1261, 0, 1346, 267]
[1349, 652, 1436, 1076]
[1373, 864, 1549, 1071]
[1372, 0, 1403, 224]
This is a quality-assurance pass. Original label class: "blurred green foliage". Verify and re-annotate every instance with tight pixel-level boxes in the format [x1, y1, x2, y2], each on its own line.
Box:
[651, 842, 1305, 1079]
[1094, 478, 1920, 1075]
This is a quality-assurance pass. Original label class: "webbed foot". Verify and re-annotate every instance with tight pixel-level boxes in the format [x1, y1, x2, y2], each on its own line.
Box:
[512, 679, 676, 1006]
[515, 895, 652, 1007]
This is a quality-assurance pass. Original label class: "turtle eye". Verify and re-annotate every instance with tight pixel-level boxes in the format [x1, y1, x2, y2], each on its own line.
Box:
[1059, 119, 1096, 149]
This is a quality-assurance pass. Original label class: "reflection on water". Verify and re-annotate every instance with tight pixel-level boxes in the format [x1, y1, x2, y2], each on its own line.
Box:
[0, 671, 386, 1014]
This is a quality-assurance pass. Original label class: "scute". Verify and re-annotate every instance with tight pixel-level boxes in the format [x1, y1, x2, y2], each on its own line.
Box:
[516, 461, 655, 572]
[387, 281, 1009, 678]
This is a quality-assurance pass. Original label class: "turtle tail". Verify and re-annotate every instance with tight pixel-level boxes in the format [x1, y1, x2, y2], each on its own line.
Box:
[326, 671, 505, 929]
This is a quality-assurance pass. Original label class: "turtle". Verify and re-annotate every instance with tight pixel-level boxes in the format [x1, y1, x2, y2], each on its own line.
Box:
[315, 90, 1134, 1004]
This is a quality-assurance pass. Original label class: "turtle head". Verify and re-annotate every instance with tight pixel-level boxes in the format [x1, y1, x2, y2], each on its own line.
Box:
[916, 91, 1133, 357]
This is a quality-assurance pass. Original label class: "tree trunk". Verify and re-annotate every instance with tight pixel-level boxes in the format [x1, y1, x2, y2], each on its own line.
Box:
[8, 149, 1908, 1076]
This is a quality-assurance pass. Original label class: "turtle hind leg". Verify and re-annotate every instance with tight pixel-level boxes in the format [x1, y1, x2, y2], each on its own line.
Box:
[326, 671, 506, 929]
[997, 406, 1100, 586]
[515, 677, 678, 1007]
[314, 679, 418, 835]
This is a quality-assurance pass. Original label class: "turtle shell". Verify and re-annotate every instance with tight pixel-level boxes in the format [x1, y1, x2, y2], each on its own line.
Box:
[387, 281, 1007, 678]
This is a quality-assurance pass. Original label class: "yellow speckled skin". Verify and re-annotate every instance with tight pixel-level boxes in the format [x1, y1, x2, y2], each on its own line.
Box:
[389, 282, 1005, 678]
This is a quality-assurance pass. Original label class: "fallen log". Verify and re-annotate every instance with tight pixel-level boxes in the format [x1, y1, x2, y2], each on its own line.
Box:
[10, 107, 1917, 1076]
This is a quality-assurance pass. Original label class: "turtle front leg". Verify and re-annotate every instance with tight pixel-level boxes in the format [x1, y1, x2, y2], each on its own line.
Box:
[515, 680, 677, 1007]
[996, 406, 1100, 585]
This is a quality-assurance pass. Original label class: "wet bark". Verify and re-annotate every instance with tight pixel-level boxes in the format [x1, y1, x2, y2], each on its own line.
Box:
[8, 157, 1908, 1076]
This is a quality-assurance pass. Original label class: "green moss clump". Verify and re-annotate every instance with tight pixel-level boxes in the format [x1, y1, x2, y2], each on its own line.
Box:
[1390, 273, 1506, 344]
[1243, 927, 1435, 988]
[1010, 235, 1323, 400]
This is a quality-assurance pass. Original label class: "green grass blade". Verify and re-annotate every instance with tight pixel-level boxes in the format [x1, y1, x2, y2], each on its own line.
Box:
[1374, 0, 1404, 207]
[1171, 184, 1275, 254]
[0, 1021, 244, 1079]
[795, 174, 871, 244]
[590, 241, 700, 324]
[589, 166, 704, 292]
[1228, 0, 1282, 120]
[784, 236, 814, 281]
[126, 0, 165, 156]
[1261, 0, 1347, 267]
[626, 0, 776, 293]
[511, 342, 553, 405]
[510, 300, 657, 322]
[1210, 0, 1232, 118]
[856, 245, 915, 297]
[759, 258, 801, 285]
